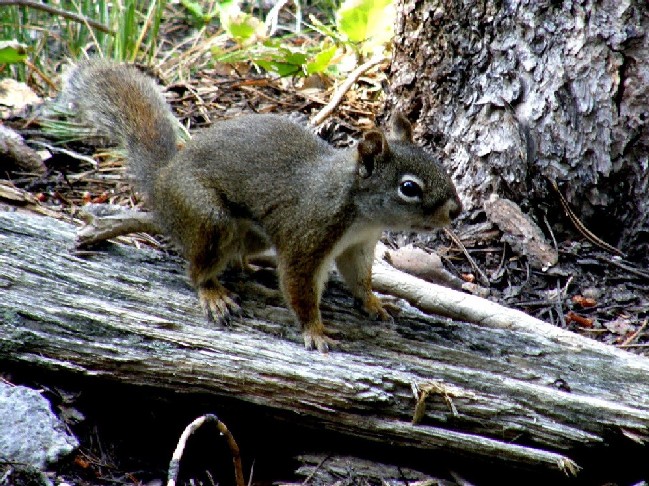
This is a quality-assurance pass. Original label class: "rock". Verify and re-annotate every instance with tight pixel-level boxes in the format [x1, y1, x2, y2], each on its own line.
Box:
[0, 77, 41, 119]
[484, 193, 558, 270]
[0, 383, 78, 470]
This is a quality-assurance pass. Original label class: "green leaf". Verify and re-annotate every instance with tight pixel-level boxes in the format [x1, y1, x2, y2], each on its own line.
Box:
[305, 44, 337, 75]
[336, 0, 394, 50]
[0, 40, 28, 64]
[307, 15, 344, 43]
[227, 17, 255, 41]
[280, 48, 308, 66]
[180, 0, 205, 21]
[181, 0, 221, 24]
[222, 11, 265, 43]
[216, 0, 238, 13]
[255, 59, 301, 77]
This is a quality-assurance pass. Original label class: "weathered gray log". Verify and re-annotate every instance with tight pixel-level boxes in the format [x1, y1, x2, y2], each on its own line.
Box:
[1, 211, 649, 476]
[289, 454, 452, 485]
[388, 0, 649, 256]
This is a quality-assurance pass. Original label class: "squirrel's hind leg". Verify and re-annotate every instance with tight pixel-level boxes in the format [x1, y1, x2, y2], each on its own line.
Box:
[154, 169, 244, 324]
[186, 225, 243, 324]
[195, 279, 241, 324]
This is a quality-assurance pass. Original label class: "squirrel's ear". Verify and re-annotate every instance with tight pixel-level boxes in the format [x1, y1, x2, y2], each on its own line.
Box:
[389, 112, 413, 142]
[357, 130, 388, 177]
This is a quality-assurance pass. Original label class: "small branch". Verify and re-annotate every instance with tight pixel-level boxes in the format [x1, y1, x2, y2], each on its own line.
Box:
[444, 227, 490, 287]
[167, 414, 244, 486]
[548, 178, 626, 258]
[310, 56, 384, 127]
[24, 59, 59, 91]
[620, 319, 648, 348]
[595, 254, 649, 280]
[301, 454, 331, 485]
[372, 242, 558, 332]
[30, 141, 98, 169]
[76, 205, 161, 247]
[0, 0, 114, 35]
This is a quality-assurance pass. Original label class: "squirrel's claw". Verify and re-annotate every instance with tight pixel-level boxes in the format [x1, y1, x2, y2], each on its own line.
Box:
[302, 321, 337, 352]
[198, 282, 241, 325]
[359, 294, 397, 323]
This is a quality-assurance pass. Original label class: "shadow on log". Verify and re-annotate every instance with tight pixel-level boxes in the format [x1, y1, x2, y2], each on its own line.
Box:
[1, 211, 649, 479]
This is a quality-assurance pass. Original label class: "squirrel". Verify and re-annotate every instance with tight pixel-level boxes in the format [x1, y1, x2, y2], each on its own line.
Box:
[61, 60, 462, 352]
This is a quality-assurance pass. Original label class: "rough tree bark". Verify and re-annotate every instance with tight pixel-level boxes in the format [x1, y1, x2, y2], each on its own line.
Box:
[2, 211, 649, 478]
[388, 0, 649, 257]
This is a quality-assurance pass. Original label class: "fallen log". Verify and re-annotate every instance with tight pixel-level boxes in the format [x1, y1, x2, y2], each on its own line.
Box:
[1, 211, 648, 476]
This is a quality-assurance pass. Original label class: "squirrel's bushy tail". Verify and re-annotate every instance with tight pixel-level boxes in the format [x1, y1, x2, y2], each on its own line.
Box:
[61, 60, 178, 197]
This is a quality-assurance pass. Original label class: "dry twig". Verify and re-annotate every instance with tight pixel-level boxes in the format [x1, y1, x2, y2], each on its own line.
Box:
[444, 227, 490, 287]
[310, 56, 384, 127]
[0, 0, 114, 34]
[548, 178, 625, 258]
[620, 319, 649, 348]
[167, 414, 244, 486]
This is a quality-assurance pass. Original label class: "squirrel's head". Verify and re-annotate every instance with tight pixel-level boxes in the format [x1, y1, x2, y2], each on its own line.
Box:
[354, 112, 462, 231]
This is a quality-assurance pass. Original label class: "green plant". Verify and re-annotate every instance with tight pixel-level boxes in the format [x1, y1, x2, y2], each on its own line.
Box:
[181, 0, 265, 44]
[0, 40, 28, 64]
[67, 0, 167, 61]
[39, 106, 100, 144]
[213, 36, 335, 77]
[0, 5, 35, 80]
[209, 0, 394, 78]
[180, 0, 220, 26]
[335, 0, 394, 56]
[0, 0, 167, 82]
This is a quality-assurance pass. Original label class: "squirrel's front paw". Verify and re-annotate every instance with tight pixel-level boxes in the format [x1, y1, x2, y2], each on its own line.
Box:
[302, 321, 337, 353]
[198, 281, 241, 324]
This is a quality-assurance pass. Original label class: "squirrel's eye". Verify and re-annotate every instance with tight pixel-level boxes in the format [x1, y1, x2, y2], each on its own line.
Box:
[398, 177, 423, 202]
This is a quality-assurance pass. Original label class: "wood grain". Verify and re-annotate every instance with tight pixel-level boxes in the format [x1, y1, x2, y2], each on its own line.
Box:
[1, 212, 648, 474]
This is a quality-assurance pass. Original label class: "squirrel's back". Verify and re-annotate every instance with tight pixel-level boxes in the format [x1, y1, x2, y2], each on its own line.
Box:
[160, 114, 353, 239]
[61, 60, 178, 196]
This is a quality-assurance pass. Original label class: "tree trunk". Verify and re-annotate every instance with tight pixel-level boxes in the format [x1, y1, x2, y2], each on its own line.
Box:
[2, 211, 649, 477]
[388, 0, 649, 258]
